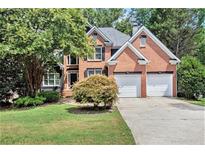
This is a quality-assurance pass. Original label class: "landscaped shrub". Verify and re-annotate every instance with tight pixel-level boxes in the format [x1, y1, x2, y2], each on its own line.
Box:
[177, 56, 205, 99]
[38, 91, 60, 103]
[72, 75, 118, 109]
[14, 96, 46, 108]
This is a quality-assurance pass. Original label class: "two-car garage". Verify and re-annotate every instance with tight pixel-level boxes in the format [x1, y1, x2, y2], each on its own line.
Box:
[114, 73, 173, 97]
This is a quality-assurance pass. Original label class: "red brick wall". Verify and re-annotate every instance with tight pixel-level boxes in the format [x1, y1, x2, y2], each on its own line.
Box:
[65, 30, 177, 97]
[79, 32, 111, 80]
[131, 31, 177, 96]
[108, 47, 147, 97]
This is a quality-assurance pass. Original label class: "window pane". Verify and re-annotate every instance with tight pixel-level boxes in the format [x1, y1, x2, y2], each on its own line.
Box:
[44, 74, 48, 80]
[55, 73, 60, 80]
[96, 53, 102, 60]
[70, 55, 77, 64]
[95, 47, 101, 54]
[44, 80, 48, 85]
[55, 80, 60, 85]
[95, 69, 102, 75]
[95, 47, 102, 60]
[49, 79, 54, 85]
[49, 74, 54, 80]
[88, 69, 94, 76]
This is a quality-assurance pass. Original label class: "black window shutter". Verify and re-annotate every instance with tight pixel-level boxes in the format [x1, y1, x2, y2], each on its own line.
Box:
[102, 47, 105, 61]
[84, 70, 87, 78]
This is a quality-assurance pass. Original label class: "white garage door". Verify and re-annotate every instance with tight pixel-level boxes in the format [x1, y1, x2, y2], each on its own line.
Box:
[147, 73, 173, 96]
[114, 74, 141, 97]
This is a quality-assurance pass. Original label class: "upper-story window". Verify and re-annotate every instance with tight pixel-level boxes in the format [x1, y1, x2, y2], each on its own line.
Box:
[87, 46, 102, 61]
[140, 35, 147, 47]
[68, 55, 79, 65]
[43, 71, 60, 87]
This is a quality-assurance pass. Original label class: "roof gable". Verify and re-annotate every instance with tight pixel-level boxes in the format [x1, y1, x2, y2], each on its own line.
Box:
[129, 26, 180, 62]
[86, 26, 112, 44]
[108, 42, 149, 64]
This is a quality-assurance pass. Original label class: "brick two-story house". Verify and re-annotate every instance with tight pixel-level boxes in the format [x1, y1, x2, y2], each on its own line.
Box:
[42, 24, 180, 98]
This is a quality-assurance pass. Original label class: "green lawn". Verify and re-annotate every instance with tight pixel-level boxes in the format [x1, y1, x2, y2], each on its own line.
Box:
[192, 98, 205, 106]
[0, 104, 135, 145]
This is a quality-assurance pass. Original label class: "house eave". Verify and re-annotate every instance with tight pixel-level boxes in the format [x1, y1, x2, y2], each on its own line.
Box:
[169, 59, 180, 65]
[107, 61, 117, 65]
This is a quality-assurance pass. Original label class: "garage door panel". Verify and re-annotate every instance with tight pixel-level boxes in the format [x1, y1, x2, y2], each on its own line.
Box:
[115, 74, 141, 97]
[147, 74, 173, 97]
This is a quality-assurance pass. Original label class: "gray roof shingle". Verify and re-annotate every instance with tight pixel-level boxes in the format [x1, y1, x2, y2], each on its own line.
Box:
[99, 27, 130, 48]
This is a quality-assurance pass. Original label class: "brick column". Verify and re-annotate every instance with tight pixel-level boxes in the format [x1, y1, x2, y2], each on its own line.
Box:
[173, 68, 177, 97]
[141, 66, 147, 97]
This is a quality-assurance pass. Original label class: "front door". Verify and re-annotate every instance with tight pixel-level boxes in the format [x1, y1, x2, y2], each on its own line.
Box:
[70, 73, 78, 86]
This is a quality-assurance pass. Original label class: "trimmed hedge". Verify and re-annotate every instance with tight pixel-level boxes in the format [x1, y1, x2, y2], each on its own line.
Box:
[14, 96, 46, 108]
[38, 91, 60, 103]
[72, 75, 118, 108]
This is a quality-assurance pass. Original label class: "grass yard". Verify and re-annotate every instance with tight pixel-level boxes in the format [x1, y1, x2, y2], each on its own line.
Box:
[0, 104, 135, 145]
[191, 98, 205, 106]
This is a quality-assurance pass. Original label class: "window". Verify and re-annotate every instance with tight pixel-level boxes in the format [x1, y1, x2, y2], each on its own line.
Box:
[87, 68, 102, 77]
[92, 33, 97, 40]
[68, 55, 78, 64]
[43, 72, 60, 86]
[140, 35, 147, 47]
[111, 49, 118, 56]
[87, 46, 102, 61]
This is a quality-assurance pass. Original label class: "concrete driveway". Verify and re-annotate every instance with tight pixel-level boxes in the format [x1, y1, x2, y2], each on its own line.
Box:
[117, 97, 205, 145]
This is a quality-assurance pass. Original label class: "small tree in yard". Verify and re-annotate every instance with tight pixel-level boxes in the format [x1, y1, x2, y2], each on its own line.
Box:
[177, 56, 205, 99]
[72, 75, 118, 109]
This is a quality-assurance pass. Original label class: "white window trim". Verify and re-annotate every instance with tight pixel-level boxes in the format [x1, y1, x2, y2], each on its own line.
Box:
[68, 55, 79, 65]
[43, 72, 60, 87]
[87, 46, 103, 61]
[87, 68, 102, 77]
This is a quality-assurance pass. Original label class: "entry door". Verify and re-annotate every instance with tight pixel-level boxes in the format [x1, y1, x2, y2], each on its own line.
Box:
[114, 74, 141, 97]
[147, 73, 173, 96]
[70, 73, 78, 86]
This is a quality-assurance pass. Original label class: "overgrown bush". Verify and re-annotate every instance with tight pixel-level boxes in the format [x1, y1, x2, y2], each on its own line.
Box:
[14, 96, 46, 108]
[177, 56, 205, 99]
[72, 75, 118, 109]
[38, 91, 60, 103]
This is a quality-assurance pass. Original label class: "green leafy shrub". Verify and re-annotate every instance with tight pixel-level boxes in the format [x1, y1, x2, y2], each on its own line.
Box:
[177, 56, 205, 99]
[14, 96, 46, 108]
[72, 75, 118, 109]
[38, 91, 60, 103]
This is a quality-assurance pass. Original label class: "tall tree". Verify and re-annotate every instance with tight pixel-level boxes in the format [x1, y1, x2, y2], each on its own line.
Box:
[131, 8, 205, 58]
[0, 9, 93, 96]
[83, 8, 124, 27]
[115, 18, 132, 35]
